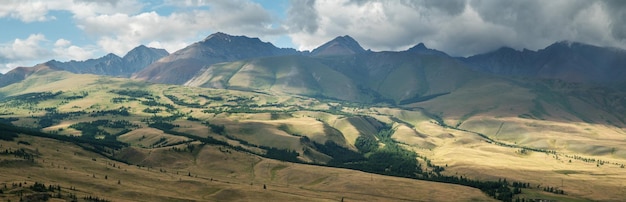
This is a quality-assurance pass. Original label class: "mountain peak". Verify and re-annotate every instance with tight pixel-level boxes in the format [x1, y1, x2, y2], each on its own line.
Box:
[129, 44, 149, 51]
[203, 32, 237, 42]
[311, 35, 365, 56]
[103, 53, 121, 59]
[124, 45, 168, 58]
[409, 43, 428, 51]
[407, 42, 448, 56]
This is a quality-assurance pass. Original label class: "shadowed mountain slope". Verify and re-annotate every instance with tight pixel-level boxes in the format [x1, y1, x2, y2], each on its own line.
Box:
[462, 41, 626, 84]
[186, 42, 482, 104]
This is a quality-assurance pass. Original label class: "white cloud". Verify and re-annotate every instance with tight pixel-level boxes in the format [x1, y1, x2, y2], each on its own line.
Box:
[75, 0, 283, 55]
[0, 1, 52, 22]
[53, 38, 95, 61]
[0, 34, 50, 60]
[0, 0, 142, 22]
[285, 0, 626, 56]
[0, 34, 51, 73]
[0, 35, 96, 73]
[54, 39, 72, 47]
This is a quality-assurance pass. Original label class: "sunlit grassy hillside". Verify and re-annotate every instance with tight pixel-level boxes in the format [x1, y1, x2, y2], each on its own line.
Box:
[1, 70, 626, 201]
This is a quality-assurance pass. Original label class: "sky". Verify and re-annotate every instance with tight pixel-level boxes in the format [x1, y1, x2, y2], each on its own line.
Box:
[1, 0, 625, 73]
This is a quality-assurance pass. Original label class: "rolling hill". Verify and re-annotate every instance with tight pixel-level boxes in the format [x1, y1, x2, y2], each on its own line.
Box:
[0, 67, 625, 201]
[1, 32, 626, 201]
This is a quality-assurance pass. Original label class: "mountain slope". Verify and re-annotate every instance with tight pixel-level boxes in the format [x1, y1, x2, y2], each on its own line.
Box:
[0, 63, 59, 88]
[185, 39, 482, 104]
[310, 35, 366, 56]
[46, 45, 168, 77]
[185, 55, 369, 101]
[132, 32, 299, 84]
[317, 49, 480, 103]
[2, 69, 625, 201]
[463, 41, 626, 84]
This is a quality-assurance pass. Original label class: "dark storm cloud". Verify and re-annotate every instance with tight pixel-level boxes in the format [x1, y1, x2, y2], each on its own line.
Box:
[287, 0, 319, 33]
[286, 0, 624, 56]
[602, 0, 626, 41]
[421, 0, 466, 16]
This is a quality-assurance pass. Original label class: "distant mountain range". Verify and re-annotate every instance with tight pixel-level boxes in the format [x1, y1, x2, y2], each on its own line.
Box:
[47, 45, 169, 77]
[1, 32, 625, 100]
[461, 41, 626, 84]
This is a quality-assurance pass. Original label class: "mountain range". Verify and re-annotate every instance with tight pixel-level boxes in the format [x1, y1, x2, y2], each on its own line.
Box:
[0, 45, 168, 88]
[462, 41, 626, 84]
[2, 32, 626, 201]
[2, 32, 625, 101]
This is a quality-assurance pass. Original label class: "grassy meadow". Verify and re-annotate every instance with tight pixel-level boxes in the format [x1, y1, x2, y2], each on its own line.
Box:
[1, 70, 625, 201]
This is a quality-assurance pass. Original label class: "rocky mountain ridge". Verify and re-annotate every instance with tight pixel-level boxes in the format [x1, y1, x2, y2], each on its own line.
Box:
[461, 41, 626, 84]
[46, 45, 168, 77]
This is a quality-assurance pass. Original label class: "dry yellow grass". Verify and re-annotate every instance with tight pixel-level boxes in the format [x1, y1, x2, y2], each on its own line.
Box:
[0, 135, 495, 201]
[2, 72, 626, 201]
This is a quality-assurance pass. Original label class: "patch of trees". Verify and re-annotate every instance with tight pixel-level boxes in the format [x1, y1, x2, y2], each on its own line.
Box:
[2, 91, 62, 104]
[0, 117, 18, 125]
[262, 146, 300, 162]
[111, 97, 137, 103]
[0, 122, 128, 162]
[109, 89, 152, 98]
[143, 107, 163, 113]
[206, 123, 226, 135]
[148, 121, 179, 131]
[304, 138, 364, 165]
[202, 106, 296, 114]
[69, 120, 137, 139]
[306, 122, 536, 202]
[83, 195, 111, 202]
[0, 130, 18, 141]
[145, 123, 231, 148]
[306, 125, 422, 178]
[38, 110, 86, 128]
[226, 96, 250, 103]
[198, 94, 223, 101]
[143, 113, 184, 123]
[186, 116, 200, 121]
[164, 94, 203, 108]
[542, 185, 565, 195]
[89, 107, 131, 117]
[140, 99, 175, 110]
[64, 91, 89, 100]
[1, 148, 36, 161]
[151, 137, 168, 147]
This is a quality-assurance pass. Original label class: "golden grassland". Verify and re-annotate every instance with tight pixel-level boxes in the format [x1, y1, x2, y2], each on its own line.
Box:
[0, 135, 495, 202]
[1, 71, 626, 201]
